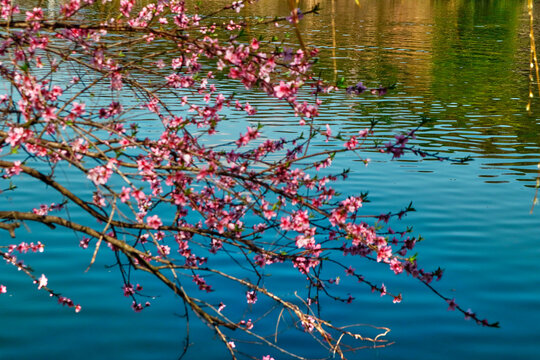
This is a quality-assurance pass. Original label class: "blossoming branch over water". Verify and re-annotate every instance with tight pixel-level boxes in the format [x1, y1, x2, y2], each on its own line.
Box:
[0, 0, 497, 359]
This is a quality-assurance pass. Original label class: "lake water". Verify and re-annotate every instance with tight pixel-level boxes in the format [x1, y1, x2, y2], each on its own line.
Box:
[2, 0, 540, 359]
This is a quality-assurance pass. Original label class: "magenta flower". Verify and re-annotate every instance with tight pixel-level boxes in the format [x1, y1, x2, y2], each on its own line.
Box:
[370, 86, 387, 96]
[447, 298, 457, 311]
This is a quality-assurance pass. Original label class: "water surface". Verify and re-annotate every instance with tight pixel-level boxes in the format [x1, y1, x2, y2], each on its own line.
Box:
[2, 1, 540, 359]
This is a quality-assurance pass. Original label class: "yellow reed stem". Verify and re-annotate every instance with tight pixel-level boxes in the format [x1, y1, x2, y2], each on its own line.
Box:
[287, 0, 307, 55]
[529, 0, 540, 213]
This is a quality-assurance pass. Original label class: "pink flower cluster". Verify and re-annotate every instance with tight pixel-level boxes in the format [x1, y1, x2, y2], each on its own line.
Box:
[7, 241, 44, 254]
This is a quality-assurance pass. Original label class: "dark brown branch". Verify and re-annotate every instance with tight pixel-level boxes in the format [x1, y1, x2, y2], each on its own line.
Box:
[0, 210, 235, 330]
[0, 221, 19, 238]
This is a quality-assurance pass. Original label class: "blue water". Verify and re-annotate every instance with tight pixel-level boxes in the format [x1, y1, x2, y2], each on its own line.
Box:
[2, 0, 540, 359]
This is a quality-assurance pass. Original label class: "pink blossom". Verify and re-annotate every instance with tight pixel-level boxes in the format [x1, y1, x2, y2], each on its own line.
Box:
[244, 102, 257, 115]
[123, 283, 135, 297]
[120, 187, 131, 203]
[359, 128, 370, 137]
[41, 107, 57, 122]
[261, 201, 277, 220]
[70, 102, 85, 116]
[218, 302, 226, 313]
[93, 192, 106, 207]
[344, 136, 358, 150]
[79, 237, 90, 249]
[390, 258, 403, 274]
[301, 315, 316, 332]
[376, 245, 392, 263]
[324, 124, 332, 142]
[235, 126, 260, 147]
[295, 234, 314, 248]
[131, 301, 150, 312]
[146, 215, 162, 229]
[329, 209, 347, 226]
[37, 274, 47, 289]
[5, 161, 22, 177]
[231, 1, 244, 13]
[0, 285, 6, 294]
[171, 57, 183, 69]
[192, 275, 212, 292]
[87, 165, 112, 185]
[49, 85, 63, 100]
[246, 290, 257, 304]
[341, 196, 363, 213]
[291, 210, 310, 232]
[158, 245, 170, 256]
[273, 81, 293, 99]
[280, 216, 292, 230]
[6, 127, 33, 147]
[25, 7, 43, 22]
[238, 318, 253, 330]
[119, 0, 134, 17]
